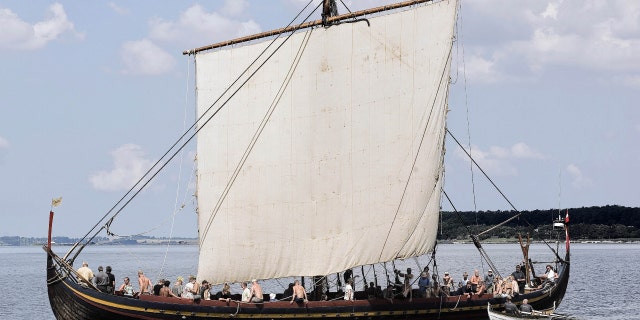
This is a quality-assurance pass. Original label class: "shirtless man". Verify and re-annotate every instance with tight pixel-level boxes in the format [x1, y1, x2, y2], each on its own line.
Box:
[470, 269, 481, 292]
[138, 270, 152, 295]
[159, 280, 180, 298]
[442, 272, 453, 296]
[248, 279, 264, 302]
[290, 280, 308, 304]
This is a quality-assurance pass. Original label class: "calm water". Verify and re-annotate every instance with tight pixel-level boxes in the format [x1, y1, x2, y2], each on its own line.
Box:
[1, 243, 637, 319]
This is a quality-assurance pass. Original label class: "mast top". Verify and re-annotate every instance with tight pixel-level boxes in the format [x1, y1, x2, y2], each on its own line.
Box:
[183, 0, 435, 55]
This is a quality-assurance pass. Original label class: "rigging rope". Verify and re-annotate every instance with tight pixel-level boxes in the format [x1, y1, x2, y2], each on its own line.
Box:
[455, 0, 479, 223]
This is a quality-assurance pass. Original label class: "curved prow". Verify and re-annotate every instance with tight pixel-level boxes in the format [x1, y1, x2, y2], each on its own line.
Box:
[551, 211, 571, 309]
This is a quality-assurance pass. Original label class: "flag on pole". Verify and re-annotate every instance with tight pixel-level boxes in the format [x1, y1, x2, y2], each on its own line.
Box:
[51, 197, 63, 207]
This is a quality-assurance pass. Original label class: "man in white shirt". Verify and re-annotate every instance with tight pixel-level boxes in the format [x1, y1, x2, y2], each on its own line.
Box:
[76, 262, 94, 286]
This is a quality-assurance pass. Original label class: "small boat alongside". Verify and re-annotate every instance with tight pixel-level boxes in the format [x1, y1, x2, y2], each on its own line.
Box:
[487, 302, 574, 320]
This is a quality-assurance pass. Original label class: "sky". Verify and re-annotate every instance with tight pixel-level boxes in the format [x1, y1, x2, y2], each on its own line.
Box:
[0, 0, 638, 238]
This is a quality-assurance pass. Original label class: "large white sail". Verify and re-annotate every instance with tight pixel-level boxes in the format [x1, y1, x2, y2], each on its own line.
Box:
[194, 0, 457, 284]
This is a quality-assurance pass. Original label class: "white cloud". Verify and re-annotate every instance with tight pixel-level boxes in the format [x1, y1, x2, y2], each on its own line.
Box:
[462, 0, 640, 83]
[510, 142, 545, 159]
[147, 4, 261, 48]
[221, 0, 249, 16]
[118, 3, 261, 75]
[618, 75, 640, 88]
[541, 2, 559, 20]
[108, 2, 130, 15]
[0, 136, 9, 149]
[566, 163, 593, 189]
[89, 144, 154, 191]
[461, 54, 502, 84]
[456, 142, 545, 176]
[0, 136, 7, 164]
[0, 3, 82, 50]
[119, 39, 175, 75]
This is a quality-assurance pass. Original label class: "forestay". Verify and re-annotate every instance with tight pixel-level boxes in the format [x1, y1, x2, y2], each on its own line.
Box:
[194, 0, 457, 284]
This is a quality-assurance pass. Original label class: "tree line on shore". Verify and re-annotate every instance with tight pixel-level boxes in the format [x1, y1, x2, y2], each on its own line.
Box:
[438, 205, 640, 241]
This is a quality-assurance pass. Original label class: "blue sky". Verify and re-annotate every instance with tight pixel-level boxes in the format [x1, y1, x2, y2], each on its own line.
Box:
[1, 0, 638, 238]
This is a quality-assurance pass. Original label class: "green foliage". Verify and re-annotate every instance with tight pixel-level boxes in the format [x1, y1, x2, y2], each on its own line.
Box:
[437, 205, 640, 241]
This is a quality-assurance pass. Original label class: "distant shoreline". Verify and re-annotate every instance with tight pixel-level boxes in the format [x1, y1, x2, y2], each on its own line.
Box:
[3, 238, 639, 247]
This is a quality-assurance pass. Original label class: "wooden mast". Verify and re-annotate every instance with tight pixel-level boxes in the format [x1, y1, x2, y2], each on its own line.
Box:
[518, 233, 532, 287]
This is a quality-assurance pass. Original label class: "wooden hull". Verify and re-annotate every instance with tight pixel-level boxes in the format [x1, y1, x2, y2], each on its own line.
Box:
[46, 247, 569, 320]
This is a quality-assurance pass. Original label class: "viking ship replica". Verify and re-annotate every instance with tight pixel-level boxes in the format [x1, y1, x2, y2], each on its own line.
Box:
[45, 0, 570, 319]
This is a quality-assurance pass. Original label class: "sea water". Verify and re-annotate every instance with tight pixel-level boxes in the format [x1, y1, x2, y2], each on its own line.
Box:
[1, 243, 637, 319]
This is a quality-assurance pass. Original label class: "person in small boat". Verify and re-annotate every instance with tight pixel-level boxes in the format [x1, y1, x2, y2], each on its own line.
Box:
[248, 279, 264, 303]
[520, 298, 533, 313]
[537, 264, 557, 288]
[344, 278, 355, 301]
[501, 276, 514, 297]
[509, 275, 519, 296]
[76, 261, 94, 287]
[94, 266, 110, 293]
[137, 270, 152, 295]
[504, 296, 518, 315]
[290, 279, 308, 304]
[118, 277, 135, 297]
[105, 266, 116, 294]
[511, 265, 526, 294]
[217, 282, 231, 302]
[484, 270, 495, 294]
[160, 280, 180, 298]
[171, 277, 183, 297]
[470, 269, 481, 292]
[418, 271, 431, 297]
[241, 282, 251, 302]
